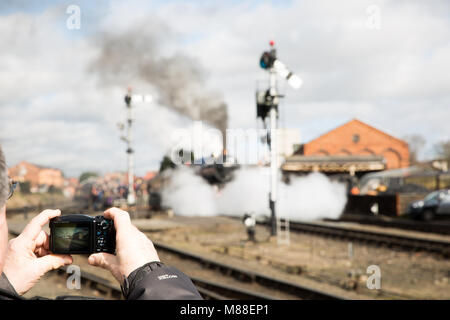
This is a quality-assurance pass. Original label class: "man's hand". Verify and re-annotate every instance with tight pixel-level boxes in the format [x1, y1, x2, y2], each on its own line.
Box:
[3, 209, 73, 295]
[88, 207, 160, 285]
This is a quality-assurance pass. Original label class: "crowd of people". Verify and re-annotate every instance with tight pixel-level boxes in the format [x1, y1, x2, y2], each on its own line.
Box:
[81, 175, 160, 211]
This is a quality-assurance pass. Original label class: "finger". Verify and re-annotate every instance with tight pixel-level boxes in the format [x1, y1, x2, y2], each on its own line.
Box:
[34, 230, 49, 251]
[34, 230, 49, 255]
[103, 207, 130, 221]
[88, 253, 118, 271]
[35, 247, 49, 257]
[35, 254, 72, 275]
[21, 209, 61, 241]
[103, 207, 132, 233]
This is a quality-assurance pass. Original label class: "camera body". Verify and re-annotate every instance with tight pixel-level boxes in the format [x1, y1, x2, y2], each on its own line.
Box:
[50, 214, 116, 255]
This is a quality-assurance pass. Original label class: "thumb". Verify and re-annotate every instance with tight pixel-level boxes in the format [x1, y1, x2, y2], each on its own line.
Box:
[35, 254, 72, 275]
[88, 253, 118, 271]
[88, 253, 122, 284]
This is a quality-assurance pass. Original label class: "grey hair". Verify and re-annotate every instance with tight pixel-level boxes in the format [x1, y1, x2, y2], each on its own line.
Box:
[0, 145, 9, 208]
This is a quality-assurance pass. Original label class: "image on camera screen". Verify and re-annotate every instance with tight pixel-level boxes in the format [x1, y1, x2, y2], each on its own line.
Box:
[53, 223, 90, 252]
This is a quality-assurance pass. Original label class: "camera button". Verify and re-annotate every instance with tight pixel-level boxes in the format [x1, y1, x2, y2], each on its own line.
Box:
[100, 220, 109, 230]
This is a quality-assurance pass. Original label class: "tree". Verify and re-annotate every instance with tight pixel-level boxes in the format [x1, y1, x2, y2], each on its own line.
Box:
[403, 134, 426, 164]
[48, 185, 63, 195]
[19, 181, 31, 194]
[434, 140, 450, 160]
[79, 172, 99, 183]
[159, 155, 176, 173]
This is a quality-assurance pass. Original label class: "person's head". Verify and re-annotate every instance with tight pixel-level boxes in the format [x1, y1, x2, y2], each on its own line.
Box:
[0, 144, 9, 273]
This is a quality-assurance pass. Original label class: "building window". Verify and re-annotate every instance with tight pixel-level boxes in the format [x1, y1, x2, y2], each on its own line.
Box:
[352, 134, 360, 144]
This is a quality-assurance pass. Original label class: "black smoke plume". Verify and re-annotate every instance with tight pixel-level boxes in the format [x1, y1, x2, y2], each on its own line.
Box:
[90, 20, 228, 145]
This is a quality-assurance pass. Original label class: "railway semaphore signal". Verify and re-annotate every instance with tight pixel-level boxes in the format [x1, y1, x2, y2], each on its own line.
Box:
[256, 40, 302, 237]
[118, 87, 153, 206]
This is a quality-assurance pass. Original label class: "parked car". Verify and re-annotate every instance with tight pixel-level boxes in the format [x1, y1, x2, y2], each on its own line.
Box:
[408, 189, 450, 221]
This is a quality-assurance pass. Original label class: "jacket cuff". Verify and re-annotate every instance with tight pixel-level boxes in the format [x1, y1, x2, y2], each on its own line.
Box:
[121, 261, 164, 299]
[0, 272, 21, 298]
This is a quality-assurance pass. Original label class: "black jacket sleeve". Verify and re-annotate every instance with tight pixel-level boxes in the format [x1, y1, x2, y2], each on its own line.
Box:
[121, 261, 203, 300]
[0, 272, 22, 300]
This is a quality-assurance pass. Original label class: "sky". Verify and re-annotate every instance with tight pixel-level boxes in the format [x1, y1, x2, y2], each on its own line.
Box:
[0, 0, 449, 177]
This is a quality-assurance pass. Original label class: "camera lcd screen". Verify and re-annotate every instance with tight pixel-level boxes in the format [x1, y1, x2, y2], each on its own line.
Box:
[52, 223, 90, 253]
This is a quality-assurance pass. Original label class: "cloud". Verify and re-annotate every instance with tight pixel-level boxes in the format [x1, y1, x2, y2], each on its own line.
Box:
[170, 0, 450, 155]
[0, 0, 449, 176]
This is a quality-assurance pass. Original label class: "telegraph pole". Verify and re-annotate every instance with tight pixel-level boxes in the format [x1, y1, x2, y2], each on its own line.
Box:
[124, 88, 136, 206]
[268, 53, 278, 237]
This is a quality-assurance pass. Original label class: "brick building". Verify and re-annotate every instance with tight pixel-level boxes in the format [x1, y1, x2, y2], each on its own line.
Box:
[8, 161, 65, 188]
[303, 119, 409, 169]
[282, 119, 410, 176]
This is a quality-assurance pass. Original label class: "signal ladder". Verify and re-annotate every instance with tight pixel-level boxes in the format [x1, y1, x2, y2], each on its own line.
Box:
[276, 201, 290, 245]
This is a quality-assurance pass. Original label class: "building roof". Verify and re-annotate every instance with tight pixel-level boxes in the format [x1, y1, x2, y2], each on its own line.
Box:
[306, 118, 408, 147]
[282, 155, 386, 173]
[144, 171, 157, 181]
[12, 161, 63, 172]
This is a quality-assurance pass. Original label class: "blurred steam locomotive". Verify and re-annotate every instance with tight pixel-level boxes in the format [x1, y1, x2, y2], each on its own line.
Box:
[195, 154, 239, 185]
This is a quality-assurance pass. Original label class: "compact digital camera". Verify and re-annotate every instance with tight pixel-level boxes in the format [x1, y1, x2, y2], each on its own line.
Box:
[50, 214, 116, 254]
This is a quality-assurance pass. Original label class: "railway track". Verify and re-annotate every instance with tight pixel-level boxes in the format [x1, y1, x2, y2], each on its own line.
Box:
[152, 240, 345, 300]
[7, 201, 88, 216]
[54, 266, 123, 299]
[330, 214, 450, 236]
[190, 277, 281, 300]
[9, 205, 449, 297]
[286, 220, 450, 258]
[8, 227, 339, 300]
[54, 267, 281, 300]
[54, 264, 282, 300]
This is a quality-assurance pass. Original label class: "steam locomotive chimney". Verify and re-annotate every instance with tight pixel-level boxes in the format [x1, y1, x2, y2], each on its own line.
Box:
[223, 131, 227, 163]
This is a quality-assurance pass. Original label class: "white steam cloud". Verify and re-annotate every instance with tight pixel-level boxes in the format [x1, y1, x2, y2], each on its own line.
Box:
[161, 167, 219, 217]
[161, 167, 347, 221]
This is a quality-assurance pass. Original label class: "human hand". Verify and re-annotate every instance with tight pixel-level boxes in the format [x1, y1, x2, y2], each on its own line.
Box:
[3, 209, 73, 295]
[88, 207, 160, 285]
